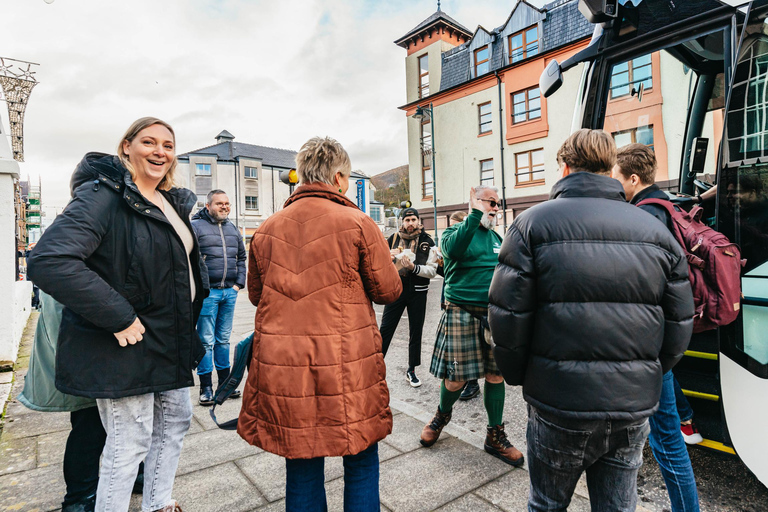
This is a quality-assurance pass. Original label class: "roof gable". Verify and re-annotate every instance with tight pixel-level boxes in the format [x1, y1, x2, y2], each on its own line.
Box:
[179, 141, 297, 169]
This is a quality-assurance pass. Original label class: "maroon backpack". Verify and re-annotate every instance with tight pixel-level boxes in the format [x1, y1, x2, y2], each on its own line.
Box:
[638, 198, 745, 333]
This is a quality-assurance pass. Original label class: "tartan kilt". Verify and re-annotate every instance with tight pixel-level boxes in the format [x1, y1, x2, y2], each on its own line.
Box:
[429, 302, 500, 381]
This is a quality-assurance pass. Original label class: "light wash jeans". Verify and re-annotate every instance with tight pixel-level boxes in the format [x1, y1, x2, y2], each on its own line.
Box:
[95, 388, 193, 512]
[196, 287, 238, 376]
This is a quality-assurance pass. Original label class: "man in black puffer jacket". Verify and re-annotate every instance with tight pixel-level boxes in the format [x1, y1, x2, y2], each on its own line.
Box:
[488, 130, 694, 512]
[191, 189, 247, 405]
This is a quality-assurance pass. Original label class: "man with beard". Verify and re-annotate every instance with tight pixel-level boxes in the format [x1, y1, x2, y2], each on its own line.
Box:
[419, 186, 524, 467]
[380, 207, 437, 387]
[191, 189, 246, 405]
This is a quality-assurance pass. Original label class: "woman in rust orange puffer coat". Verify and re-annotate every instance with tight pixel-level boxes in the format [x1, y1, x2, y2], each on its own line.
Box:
[238, 136, 402, 512]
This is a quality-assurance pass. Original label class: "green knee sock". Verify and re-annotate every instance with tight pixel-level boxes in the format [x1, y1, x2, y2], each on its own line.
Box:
[484, 381, 505, 427]
[439, 380, 463, 414]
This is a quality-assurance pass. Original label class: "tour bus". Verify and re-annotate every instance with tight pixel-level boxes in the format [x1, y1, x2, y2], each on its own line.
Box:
[540, 0, 768, 485]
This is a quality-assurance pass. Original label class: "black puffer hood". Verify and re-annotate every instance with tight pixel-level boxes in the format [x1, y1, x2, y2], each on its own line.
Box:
[549, 171, 627, 202]
[192, 207, 215, 223]
[70, 152, 125, 195]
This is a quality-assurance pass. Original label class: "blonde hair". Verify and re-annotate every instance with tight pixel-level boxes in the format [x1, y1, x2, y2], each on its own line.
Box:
[295, 136, 351, 186]
[117, 117, 178, 191]
[556, 129, 616, 176]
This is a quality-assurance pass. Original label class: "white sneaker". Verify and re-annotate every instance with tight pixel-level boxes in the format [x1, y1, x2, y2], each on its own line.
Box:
[681, 422, 704, 445]
[406, 369, 421, 388]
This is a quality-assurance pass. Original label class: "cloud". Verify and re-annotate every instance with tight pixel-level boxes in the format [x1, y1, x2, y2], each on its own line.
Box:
[0, 0, 535, 214]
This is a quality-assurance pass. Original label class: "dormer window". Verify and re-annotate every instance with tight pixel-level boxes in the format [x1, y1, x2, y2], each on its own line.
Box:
[475, 46, 490, 76]
[419, 54, 429, 98]
[509, 26, 539, 64]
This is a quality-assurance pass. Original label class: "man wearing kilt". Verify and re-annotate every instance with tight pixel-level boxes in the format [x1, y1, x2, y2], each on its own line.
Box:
[419, 185, 524, 467]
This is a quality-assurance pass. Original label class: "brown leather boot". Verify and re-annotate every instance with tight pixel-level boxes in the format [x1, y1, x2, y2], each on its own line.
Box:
[420, 407, 452, 447]
[484, 424, 525, 467]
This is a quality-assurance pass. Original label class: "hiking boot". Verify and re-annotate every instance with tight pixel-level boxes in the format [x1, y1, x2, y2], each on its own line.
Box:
[485, 424, 525, 467]
[406, 369, 422, 388]
[153, 500, 182, 512]
[198, 386, 214, 406]
[420, 407, 451, 447]
[681, 421, 703, 445]
[459, 379, 480, 401]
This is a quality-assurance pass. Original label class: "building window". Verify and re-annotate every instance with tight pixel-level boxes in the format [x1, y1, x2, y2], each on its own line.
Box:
[613, 125, 654, 150]
[610, 54, 652, 99]
[421, 118, 433, 198]
[244, 166, 258, 179]
[419, 54, 429, 98]
[196, 195, 206, 208]
[370, 207, 382, 223]
[480, 159, 494, 186]
[195, 163, 211, 176]
[245, 196, 258, 210]
[474, 46, 490, 76]
[515, 149, 545, 185]
[478, 102, 493, 134]
[509, 26, 539, 64]
[512, 87, 541, 124]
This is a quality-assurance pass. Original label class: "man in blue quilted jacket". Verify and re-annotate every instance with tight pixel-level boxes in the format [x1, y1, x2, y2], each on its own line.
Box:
[489, 130, 694, 512]
[192, 190, 247, 405]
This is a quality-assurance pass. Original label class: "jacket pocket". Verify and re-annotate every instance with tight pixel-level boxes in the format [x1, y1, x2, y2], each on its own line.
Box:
[126, 291, 153, 314]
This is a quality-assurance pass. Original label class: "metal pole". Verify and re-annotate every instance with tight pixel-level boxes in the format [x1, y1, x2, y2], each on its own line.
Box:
[429, 103, 438, 244]
[495, 71, 508, 232]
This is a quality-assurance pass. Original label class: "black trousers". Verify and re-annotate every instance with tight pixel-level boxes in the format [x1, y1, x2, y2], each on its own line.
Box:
[62, 406, 106, 507]
[379, 289, 427, 368]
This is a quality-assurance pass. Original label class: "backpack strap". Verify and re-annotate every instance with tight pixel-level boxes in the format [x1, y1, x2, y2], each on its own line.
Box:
[209, 332, 254, 430]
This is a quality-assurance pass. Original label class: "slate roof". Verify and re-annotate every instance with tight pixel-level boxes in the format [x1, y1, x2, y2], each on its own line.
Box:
[395, 9, 472, 46]
[179, 141, 297, 169]
[439, 0, 593, 91]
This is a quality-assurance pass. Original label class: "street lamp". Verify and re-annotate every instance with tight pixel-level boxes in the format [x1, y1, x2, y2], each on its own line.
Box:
[412, 103, 438, 243]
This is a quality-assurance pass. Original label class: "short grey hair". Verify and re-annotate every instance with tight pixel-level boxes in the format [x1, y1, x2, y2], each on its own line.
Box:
[295, 136, 351, 186]
[206, 189, 227, 204]
[474, 185, 499, 196]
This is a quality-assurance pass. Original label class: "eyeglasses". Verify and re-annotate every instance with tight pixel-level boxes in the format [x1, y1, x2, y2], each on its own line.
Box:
[478, 198, 501, 208]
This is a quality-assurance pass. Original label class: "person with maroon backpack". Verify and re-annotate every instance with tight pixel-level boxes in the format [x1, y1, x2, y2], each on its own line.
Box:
[612, 143, 701, 512]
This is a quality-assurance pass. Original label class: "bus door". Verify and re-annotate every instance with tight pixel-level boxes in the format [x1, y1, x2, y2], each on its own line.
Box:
[599, 35, 731, 451]
[717, 8, 768, 484]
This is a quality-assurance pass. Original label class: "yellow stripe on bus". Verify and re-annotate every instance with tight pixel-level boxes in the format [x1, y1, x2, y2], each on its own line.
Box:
[697, 439, 736, 455]
[684, 350, 718, 361]
[681, 389, 720, 401]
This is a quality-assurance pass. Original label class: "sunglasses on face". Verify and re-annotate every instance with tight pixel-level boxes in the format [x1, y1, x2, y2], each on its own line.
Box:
[478, 198, 501, 208]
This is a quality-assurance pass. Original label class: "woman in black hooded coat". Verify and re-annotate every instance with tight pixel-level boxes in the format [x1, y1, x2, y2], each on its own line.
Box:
[29, 117, 207, 512]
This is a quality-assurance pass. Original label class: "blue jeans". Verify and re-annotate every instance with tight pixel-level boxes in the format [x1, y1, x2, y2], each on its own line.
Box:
[196, 287, 238, 376]
[285, 443, 380, 512]
[526, 405, 650, 512]
[673, 374, 694, 422]
[649, 372, 700, 512]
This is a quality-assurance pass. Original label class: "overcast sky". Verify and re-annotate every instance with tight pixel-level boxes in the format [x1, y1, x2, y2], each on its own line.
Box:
[1, 0, 548, 214]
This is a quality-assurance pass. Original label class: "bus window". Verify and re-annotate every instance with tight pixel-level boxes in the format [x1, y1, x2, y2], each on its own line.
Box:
[720, 30, 768, 377]
[602, 46, 724, 188]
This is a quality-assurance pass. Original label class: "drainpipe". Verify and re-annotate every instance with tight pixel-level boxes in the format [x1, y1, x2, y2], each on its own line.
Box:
[271, 166, 276, 214]
[495, 71, 508, 233]
[233, 157, 240, 233]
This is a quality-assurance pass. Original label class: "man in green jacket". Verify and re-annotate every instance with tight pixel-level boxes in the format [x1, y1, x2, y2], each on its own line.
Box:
[419, 186, 524, 467]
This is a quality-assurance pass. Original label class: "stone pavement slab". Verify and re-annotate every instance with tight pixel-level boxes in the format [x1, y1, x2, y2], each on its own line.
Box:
[176, 427, 260, 476]
[0, 436, 36, 476]
[0, 463, 64, 512]
[434, 493, 506, 511]
[379, 436, 515, 512]
[166, 462, 266, 512]
[37, 430, 69, 468]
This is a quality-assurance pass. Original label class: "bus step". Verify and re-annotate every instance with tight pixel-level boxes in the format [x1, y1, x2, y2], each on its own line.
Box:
[696, 438, 736, 455]
[681, 389, 720, 402]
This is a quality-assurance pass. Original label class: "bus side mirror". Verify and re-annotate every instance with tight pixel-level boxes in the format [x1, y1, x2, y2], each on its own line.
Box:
[540, 59, 564, 98]
[578, 0, 618, 24]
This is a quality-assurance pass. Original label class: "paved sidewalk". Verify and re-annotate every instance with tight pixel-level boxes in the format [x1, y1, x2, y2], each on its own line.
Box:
[0, 297, 602, 512]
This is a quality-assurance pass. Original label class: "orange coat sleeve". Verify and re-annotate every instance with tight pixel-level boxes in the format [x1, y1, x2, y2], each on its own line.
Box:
[358, 216, 402, 305]
[247, 234, 263, 307]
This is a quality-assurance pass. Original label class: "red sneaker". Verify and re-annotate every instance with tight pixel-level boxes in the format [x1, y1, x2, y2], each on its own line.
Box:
[681, 422, 703, 445]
